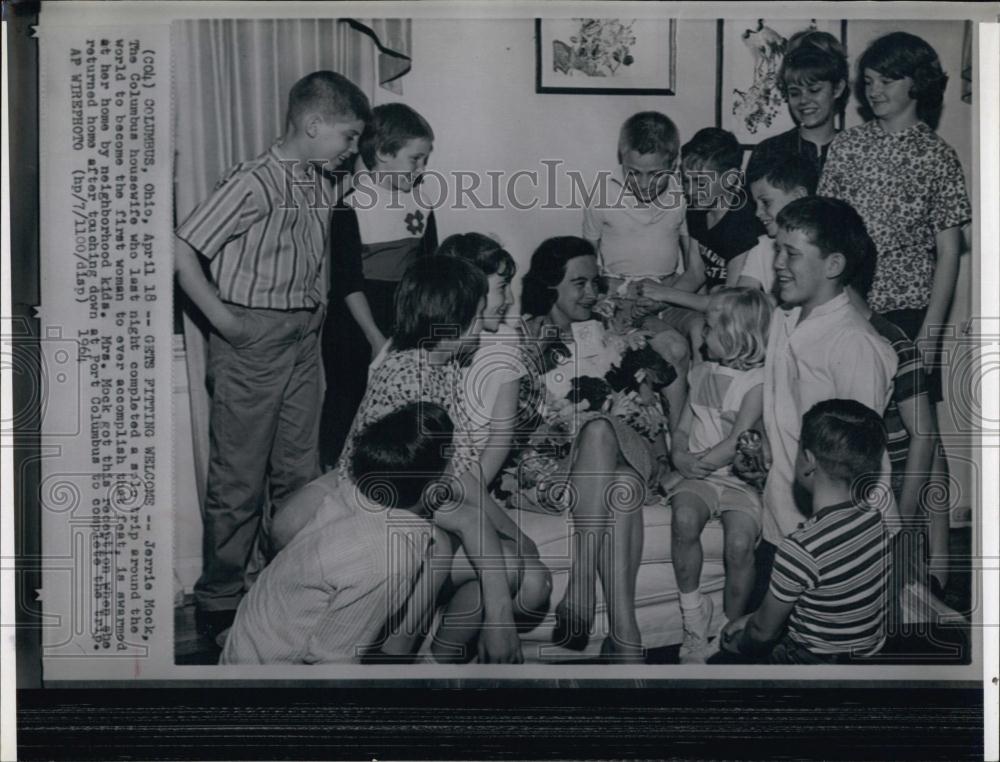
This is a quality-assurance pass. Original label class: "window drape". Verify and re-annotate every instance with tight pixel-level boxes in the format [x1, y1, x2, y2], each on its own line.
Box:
[173, 18, 411, 509]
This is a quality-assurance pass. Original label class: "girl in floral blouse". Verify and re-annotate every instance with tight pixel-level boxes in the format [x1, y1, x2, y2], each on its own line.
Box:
[818, 31, 970, 593]
[818, 32, 970, 394]
[336, 255, 543, 664]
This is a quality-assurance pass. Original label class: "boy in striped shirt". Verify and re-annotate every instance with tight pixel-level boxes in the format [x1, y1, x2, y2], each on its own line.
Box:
[175, 71, 371, 640]
[721, 399, 892, 663]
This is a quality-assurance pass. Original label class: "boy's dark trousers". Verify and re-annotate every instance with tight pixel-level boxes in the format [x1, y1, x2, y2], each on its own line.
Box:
[194, 303, 324, 615]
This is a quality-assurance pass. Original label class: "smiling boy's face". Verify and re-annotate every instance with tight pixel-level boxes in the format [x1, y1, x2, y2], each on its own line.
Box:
[308, 114, 365, 167]
[751, 178, 807, 238]
[773, 227, 841, 315]
[376, 137, 433, 192]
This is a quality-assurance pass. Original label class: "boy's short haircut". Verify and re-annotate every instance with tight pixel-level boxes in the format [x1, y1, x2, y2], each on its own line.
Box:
[359, 103, 435, 170]
[856, 32, 948, 128]
[392, 255, 487, 351]
[778, 30, 850, 113]
[801, 399, 887, 496]
[437, 232, 515, 280]
[350, 402, 454, 509]
[286, 70, 372, 127]
[776, 196, 877, 292]
[618, 111, 680, 160]
[681, 127, 743, 175]
[747, 154, 819, 195]
[707, 287, 773, 370]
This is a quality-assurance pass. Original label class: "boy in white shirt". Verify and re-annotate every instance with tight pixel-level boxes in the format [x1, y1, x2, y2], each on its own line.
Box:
[220, 402, 452, 664]
[739, 196, 899, 580]
[741, 156, 819, 294]
[583, 111, 692, 427]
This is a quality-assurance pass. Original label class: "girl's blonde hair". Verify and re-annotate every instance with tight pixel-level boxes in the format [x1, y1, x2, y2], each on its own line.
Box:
[707, 287, 772, 370]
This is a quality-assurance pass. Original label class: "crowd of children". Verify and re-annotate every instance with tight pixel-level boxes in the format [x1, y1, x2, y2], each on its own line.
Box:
[176, 28, 970, 665]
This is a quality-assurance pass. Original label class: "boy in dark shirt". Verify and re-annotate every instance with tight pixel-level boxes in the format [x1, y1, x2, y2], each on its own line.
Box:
[681, 128, 766, 292]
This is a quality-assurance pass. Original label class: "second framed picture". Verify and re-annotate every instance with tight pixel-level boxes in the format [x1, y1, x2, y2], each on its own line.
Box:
[716, 18, 847, 147]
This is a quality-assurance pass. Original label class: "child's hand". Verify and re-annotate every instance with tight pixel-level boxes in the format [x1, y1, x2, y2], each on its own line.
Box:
[658, 469, 684, 494]
[218, 309, 252, 347]
[672, 450, 714, 480]
[721, 614, 751, 654]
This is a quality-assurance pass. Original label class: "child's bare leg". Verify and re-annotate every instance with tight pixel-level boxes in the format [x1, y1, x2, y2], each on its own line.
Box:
[719, 511, 758, 621]
[514, 556, 553, 628]
[927, 440, 951, 589]
[671, 490, 711, 594]
[431, 535, 523, 663]
[598, 467, 645, 661]
[647, 327, 689, 431]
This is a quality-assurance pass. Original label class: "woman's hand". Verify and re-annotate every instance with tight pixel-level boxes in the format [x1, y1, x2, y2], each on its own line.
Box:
[672, 449, 714, 480]
[636, 280, 672, 303]
[623, 330, 652, 352]
[545, 397, 597, 430]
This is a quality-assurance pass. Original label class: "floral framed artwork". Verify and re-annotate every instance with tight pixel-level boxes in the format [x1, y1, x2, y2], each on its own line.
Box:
[535, 18, 677, 95]
[715, 18, 847, 147]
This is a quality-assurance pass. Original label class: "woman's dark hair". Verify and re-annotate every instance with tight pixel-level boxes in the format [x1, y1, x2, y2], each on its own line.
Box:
[392, 256, 487, 351]
[436, 232, 515, 279]
[778, 30, 850, 114]
[520, 236, 598, 317]
[350, 402, 454, 510]
[855, 32, 948, 128]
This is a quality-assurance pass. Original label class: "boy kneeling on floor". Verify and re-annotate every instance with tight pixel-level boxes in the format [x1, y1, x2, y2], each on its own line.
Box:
[720, 399, 892, 665]
[220, 402, 452, 664]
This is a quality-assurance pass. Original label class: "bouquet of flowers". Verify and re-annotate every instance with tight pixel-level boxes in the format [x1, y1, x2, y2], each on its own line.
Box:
[495, 320, 675, 511]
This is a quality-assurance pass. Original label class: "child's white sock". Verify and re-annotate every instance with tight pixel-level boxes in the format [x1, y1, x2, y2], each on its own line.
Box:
[679, 590, 703, 610]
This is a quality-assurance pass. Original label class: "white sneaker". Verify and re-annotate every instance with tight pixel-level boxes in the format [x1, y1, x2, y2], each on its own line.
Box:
[678, 596, 714, 664]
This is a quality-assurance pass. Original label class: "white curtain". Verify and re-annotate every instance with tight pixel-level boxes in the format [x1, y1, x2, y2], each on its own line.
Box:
[173, 18, 409, 508]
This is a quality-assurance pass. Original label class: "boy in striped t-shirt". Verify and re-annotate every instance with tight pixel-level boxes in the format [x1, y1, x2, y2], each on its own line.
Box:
[721, 399, 892, 664]
[175, 71, 371, 641]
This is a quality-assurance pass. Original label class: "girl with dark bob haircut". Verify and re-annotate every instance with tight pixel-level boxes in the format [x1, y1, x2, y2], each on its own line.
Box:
[855, 31, 948, 128]
[392, 255, 487, 351]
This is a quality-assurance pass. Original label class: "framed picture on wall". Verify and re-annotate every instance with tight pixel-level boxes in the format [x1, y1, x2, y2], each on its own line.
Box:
[535, 18, 677, 95]
[715, 18, 847, 147]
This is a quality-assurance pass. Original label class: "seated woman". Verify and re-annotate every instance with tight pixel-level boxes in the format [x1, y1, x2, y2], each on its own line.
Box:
[273, 254, 547, 664]
[497, 236, 683, 660]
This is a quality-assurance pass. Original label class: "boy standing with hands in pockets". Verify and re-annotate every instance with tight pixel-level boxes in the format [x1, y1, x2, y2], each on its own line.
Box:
[174, 71, 371, 640]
